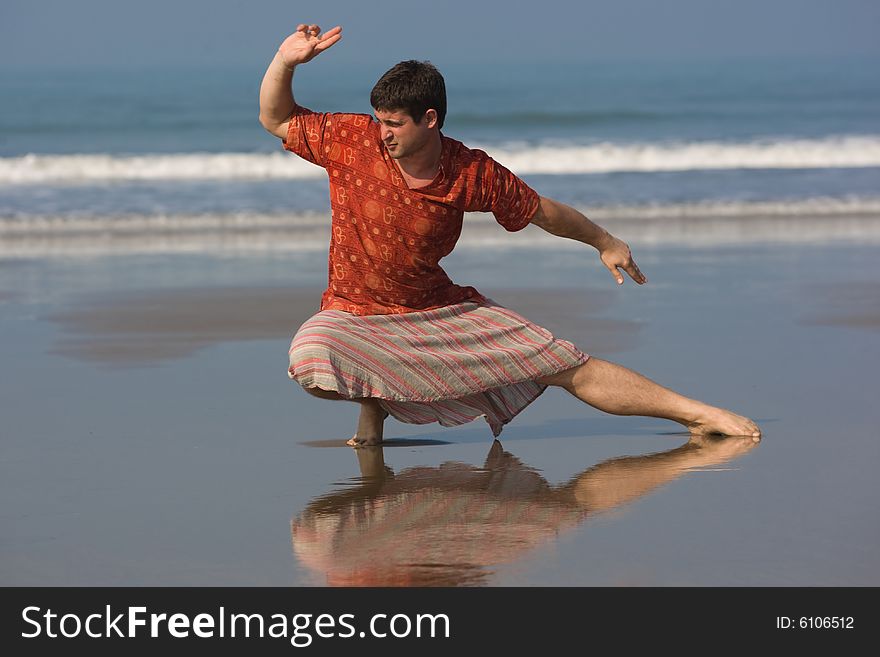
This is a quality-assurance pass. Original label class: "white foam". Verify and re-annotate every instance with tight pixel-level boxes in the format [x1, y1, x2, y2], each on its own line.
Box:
[591, 197, 880, 219]
[0, 211, 329, 234]
[0, 152, 325, 185]
[487, 135, 880, 174]
[3, 135, 880, 185]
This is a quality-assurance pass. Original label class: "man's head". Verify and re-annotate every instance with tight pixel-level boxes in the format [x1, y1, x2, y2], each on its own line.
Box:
[371, 60, 446, 129]
[371, 61, 446, 160]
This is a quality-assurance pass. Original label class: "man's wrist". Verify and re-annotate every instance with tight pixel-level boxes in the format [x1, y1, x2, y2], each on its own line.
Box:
[276, 50, 297, 72]
[592, 229, 614, 251]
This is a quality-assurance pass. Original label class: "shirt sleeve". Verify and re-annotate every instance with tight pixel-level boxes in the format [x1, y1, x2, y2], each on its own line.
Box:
[281, 105, 333, 168]
[465, 151, 540, 232]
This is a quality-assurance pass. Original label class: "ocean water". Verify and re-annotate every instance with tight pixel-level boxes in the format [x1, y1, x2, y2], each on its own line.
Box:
[2, 57, 879, 256]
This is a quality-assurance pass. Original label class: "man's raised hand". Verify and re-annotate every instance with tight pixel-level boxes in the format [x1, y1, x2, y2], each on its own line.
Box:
[278, 24, 342, 69]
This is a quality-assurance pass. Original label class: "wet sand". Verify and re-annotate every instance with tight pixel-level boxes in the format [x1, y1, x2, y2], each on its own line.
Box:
[1, 242, 878, 585]
[45, 286, 640, 365]
[799, 281, 880, 330]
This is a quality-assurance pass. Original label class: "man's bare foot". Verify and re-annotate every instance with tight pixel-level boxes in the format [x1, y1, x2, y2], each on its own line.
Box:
[686, 405, 761, 439]
[347, 401, 389, 448]
[346, 434, 383, 447]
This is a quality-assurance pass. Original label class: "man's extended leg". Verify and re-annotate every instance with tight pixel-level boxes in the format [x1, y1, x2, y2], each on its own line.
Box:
[303, 387, 388, 446]
[536, 358, 761, 437]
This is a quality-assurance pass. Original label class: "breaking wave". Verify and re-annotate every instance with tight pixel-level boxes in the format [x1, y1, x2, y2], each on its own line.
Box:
[3, 135, 880, 185]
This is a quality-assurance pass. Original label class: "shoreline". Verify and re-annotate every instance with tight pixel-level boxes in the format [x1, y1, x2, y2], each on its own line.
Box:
[2, 211, 880, 258]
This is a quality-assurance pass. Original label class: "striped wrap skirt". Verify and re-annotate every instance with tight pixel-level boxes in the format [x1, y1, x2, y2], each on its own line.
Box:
[288, 300, 588, 436]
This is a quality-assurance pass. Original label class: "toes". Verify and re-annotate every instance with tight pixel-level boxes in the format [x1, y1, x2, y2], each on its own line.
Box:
[741, 418, 761, 438]
[346, 435, 383, 447]
[688, 415, 761, 439]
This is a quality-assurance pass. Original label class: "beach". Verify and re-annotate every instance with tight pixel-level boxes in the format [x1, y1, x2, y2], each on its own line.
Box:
[2, 234, 878, 586]
[2, 52, 879, 587]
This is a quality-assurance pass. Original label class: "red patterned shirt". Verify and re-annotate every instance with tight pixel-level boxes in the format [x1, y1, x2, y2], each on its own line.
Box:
[283, 106, 540, 315]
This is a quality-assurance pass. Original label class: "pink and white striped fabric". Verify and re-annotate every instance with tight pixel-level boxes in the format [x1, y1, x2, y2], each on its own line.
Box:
[288, 300, 588, 436]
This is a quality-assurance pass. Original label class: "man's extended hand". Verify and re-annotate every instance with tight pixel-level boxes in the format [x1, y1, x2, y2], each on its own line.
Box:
[597, 234, 647, 285]
[278, 24, 342, 69]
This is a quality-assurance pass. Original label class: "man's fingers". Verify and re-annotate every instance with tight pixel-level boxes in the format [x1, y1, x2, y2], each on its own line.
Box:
[607, 264, 624, 285]
[315, 36, 342, 52]
[319, 25, 343, 40]
[606, 259, 647, 285]
[626, 261, 647, 284]
[315, 25, 343, 50]
[294, 24, 320, 37]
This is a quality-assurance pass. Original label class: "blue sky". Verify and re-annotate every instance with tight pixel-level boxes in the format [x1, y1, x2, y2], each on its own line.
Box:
[2, 0, 879, 71]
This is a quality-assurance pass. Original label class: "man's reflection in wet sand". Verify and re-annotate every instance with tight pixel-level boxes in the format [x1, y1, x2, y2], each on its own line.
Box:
[292, 435, 758, 586]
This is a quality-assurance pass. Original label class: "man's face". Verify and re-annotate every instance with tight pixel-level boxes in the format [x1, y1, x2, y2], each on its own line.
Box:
[374, 108, 436, 160]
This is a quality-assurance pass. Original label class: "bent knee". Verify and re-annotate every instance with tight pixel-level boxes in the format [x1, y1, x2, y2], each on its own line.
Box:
[536, 359, 596, 388]
[536, 365, 578, 387]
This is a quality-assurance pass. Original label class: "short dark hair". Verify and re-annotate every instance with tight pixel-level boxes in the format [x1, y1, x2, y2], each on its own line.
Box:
[370, 60, 447, 129]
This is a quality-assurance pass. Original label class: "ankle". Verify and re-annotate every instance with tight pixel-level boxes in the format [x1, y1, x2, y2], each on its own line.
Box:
[676, 399, 710, 427]
[359, 399, 386, 416]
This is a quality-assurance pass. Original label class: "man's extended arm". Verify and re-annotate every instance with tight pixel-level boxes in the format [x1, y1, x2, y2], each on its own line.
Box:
[258, 24, 342, 139]
[530, 196, 647, 285]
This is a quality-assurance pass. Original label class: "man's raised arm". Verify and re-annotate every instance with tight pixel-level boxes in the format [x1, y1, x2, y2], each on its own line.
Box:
[258, 24, 342, 140]
[530, 196, 647, 286]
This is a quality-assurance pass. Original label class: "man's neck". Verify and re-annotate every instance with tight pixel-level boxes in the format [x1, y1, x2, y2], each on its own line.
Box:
[395, 133, 443, 182]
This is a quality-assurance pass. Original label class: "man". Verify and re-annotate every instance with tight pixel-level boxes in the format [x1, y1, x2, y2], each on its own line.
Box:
[259, 24, 761, 446]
